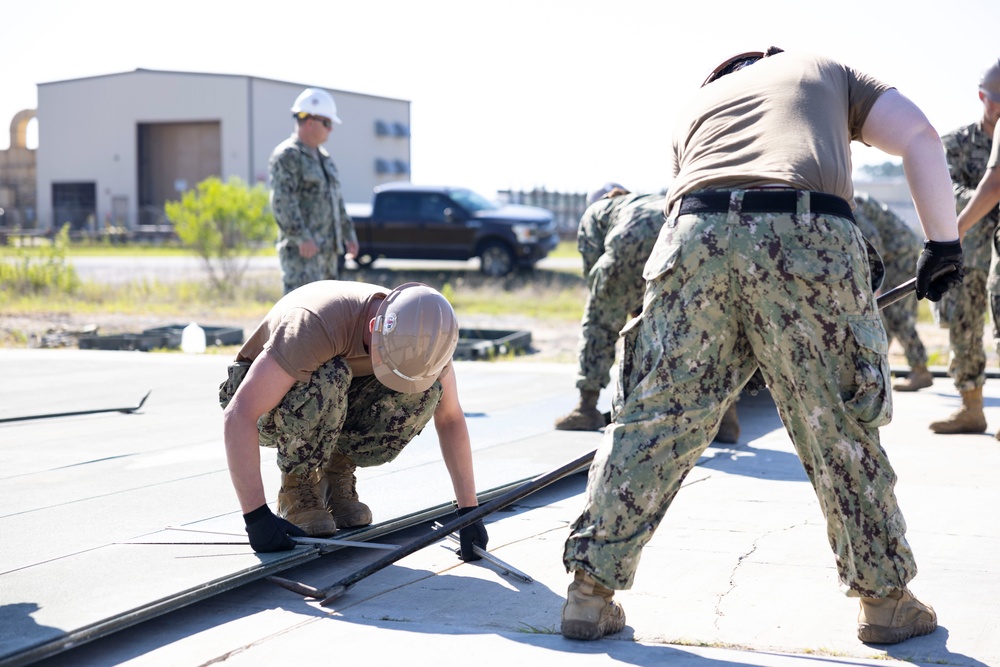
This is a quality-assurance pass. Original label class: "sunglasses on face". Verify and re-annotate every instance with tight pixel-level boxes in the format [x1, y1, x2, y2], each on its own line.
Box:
[312, 117, 333, 129]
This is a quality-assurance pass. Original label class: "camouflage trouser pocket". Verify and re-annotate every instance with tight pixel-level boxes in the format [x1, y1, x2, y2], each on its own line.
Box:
[218, 361, 252, 409]
[844, 317, 892, 427]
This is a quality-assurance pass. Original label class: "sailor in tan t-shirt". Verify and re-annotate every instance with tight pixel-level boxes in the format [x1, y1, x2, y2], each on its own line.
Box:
[219, 280, 487, 560]
[560, 48, 962, 646]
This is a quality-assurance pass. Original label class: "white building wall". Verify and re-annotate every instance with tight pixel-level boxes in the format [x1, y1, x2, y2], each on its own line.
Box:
[36, 69, 410, 231]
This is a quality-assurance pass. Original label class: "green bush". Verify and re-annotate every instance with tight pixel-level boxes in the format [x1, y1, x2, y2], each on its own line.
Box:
[0, 225, 79, 295]
[165, 177, 275, 295]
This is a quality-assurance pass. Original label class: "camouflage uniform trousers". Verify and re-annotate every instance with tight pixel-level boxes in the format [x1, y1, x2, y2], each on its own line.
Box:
[939, 267, 988, 391]
[219, 357, 441, 473]
[563, 191, 916, 597]
[279, 245, 341, 295]
[574, 226, 662, 393]
[879, 251, 927, 369]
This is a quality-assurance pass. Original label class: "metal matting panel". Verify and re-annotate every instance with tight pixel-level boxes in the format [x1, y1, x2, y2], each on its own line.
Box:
[0, 350, 598, 667]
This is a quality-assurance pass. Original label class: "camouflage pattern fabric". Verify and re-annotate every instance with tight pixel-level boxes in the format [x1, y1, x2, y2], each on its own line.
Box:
[852, 194, 927, 369]
[269, 135, 359, 294]
[219, 357, 441, 474]
[937, 122, 997, 389]
[573, 193, 667, 393]
[563, 190, 916, 597]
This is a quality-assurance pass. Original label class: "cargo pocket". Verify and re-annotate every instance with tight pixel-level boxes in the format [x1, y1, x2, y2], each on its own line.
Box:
[218, 361, 252, 409]
[843, 317, 892, 427]
[613, 315, 644, 419]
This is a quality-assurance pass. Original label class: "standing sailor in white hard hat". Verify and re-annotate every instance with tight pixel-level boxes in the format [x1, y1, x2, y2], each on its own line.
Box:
[269, 88, 360, 294]
[220, 280, 488, 560]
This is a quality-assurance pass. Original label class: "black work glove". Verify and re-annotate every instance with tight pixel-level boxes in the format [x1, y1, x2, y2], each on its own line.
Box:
[915, 239, 964, 302]
[243, 504, 307, 553]
[455, 506, 489, 561]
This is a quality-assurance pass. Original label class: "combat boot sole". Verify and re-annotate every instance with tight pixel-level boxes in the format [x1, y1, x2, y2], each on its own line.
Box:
[857, 588, 936, 645]
[561, 607, 626, 641]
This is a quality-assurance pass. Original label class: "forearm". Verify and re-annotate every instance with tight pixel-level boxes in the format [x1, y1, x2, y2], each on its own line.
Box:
[223, 412, 267, 513]
[436, 418, 479, 508]
[956, 167, 1000, 238]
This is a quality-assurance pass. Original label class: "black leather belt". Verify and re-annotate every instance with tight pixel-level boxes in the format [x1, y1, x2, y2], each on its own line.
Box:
[678, 190, 854, 222]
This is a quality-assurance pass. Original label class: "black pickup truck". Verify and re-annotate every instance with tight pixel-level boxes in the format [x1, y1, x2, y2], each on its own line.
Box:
[346, 183, 559, 276]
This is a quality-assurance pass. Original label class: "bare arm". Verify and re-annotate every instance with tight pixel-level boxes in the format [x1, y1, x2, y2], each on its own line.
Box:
[432, 369, 479, 508]
[956, 123, 1000, 238]
[222, 351, 298, 513]
[860, 89, 959, 243]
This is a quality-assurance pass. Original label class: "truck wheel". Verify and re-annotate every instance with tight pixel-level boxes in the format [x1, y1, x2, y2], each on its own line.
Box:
[479, 242, 516, 277]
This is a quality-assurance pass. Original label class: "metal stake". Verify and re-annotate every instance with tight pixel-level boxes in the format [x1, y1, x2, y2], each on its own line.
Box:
[432, 522, 533, 583]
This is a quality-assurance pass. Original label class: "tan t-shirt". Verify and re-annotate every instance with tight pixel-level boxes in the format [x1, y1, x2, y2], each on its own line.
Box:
[667, 51, 892, 213]
[237, 280, 385, 382]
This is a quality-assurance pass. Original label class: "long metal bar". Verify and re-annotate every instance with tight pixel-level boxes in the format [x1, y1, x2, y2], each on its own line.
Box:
[0, 389, 151, 423]
[267, 448, 595, 604]
[163, 525, 399, 550]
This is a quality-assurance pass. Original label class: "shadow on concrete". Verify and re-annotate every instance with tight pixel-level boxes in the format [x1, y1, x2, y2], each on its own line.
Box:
[878, 625, 992, 667]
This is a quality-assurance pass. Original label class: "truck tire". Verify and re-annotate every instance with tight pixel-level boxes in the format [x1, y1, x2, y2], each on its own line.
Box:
[479, 242, 516, 277]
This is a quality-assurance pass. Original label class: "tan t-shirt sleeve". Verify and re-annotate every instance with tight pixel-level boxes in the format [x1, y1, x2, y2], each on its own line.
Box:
[265, 308, 337, 382]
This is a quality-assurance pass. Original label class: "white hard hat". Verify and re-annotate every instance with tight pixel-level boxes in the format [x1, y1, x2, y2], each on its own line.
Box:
[291, 88, 342, 124]
[371, 283, 459, 394]
[587, 182, 626, 206]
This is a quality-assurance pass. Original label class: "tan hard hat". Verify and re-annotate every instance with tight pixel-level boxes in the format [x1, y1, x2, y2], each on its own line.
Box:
[371, 283, 459, 393]
[980, 58, 1000, 102]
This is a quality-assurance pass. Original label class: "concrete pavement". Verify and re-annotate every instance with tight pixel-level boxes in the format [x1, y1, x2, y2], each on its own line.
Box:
[5, 352, 998, 666]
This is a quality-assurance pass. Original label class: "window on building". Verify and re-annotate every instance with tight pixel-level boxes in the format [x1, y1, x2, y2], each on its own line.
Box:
[52, 182, 96, 232]
[375, 120, 391, 137]
[392, 122, 410, 138]
[393, 160, 410, 175]
[375, 158, 392, 174]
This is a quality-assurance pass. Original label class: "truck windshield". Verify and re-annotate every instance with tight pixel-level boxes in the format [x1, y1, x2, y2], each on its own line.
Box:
[449, 189, 498, 213]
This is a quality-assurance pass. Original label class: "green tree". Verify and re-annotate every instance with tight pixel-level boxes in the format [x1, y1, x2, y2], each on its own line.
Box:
[165, 177, 275, 295]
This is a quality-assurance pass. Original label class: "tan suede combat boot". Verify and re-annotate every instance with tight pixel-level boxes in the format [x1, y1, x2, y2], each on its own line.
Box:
[554, 390, 606, 431]
[317, 451, 373, 528]
[561, 570, 627, 640]
[714, 403, 740, 443]
[892, 365, 934, 392]
[277, 471, 337, 536]
[929, 387, 987, 434]
[857, 588, 937, 644]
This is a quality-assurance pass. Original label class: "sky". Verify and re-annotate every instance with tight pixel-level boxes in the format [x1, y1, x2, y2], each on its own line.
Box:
[1, 0, 998, 198]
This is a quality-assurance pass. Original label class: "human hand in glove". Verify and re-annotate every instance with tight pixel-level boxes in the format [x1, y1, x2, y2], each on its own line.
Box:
[243, 503, 307, 553]
[455, 506, 489, 561]
[915, 239, 964, 301]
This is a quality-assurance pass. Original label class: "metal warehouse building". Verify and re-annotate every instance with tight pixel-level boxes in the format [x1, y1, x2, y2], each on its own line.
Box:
[35, 69, 411, 234]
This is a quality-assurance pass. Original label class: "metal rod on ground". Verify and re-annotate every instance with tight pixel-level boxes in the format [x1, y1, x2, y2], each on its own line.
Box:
[433, 522, 534, 583]
[268, 448, 596, 605]
[0, 389, 152, 423]
[164, 525, 399, 550]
